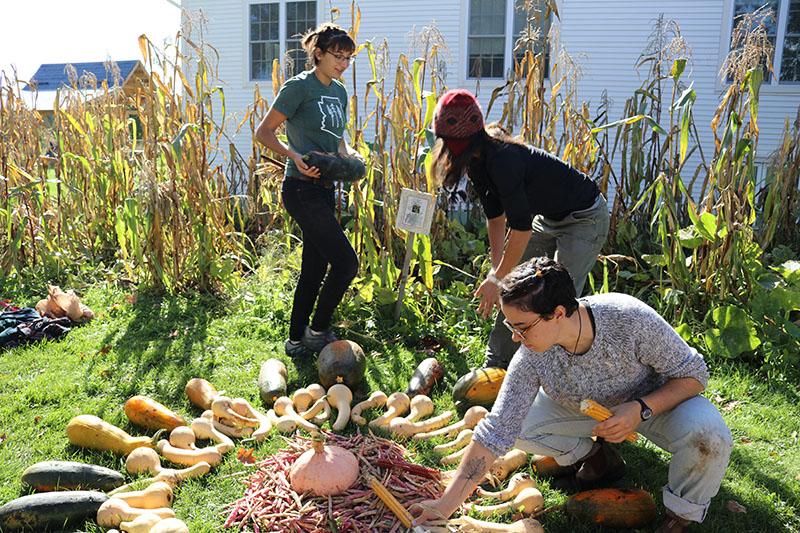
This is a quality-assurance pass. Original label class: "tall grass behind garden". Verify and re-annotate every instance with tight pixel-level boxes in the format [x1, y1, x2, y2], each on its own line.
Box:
[1, 5, 798, 375]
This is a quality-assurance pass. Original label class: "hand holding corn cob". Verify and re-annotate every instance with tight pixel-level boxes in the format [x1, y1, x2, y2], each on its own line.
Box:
[580, 399, 638, 442]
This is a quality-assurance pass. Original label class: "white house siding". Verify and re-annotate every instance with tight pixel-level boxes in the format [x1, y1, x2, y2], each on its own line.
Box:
[559, 0, 798, 163]
[180, 0, 799, 191]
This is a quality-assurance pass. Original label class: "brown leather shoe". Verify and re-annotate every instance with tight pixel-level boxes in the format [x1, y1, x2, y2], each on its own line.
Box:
[551, 439, 626, 493]
[654, 509, 693, 533]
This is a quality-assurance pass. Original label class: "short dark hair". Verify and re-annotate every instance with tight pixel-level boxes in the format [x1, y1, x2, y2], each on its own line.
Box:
[302, 22, 356, 66]
[500, 257, 579, 317]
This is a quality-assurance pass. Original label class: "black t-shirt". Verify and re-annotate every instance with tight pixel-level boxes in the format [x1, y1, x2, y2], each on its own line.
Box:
[468, 143, 599, 230]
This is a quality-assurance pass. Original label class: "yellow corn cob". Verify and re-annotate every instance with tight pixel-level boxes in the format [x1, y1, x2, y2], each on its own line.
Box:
[367, 475, 413, 527]
[580, 399, 638, 442]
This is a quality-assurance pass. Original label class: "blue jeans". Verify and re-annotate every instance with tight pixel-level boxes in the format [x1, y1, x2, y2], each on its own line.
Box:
[282, 178, 358, 340]
[515, 389, 732, 523]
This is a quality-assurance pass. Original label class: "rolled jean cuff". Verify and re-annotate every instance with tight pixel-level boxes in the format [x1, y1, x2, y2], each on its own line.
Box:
[555, 438, 595, 466]
[662, 485, 709, 523]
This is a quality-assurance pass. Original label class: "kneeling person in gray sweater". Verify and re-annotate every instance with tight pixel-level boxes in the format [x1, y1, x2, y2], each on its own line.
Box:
[411, 257, 732, 533]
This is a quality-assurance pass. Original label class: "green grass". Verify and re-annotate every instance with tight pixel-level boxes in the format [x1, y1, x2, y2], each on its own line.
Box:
[1, 257, 798, 532]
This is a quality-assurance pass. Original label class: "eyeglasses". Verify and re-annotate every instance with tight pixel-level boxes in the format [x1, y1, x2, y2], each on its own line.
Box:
[503, 315, 544, 338]
[326, 51, 355, 64]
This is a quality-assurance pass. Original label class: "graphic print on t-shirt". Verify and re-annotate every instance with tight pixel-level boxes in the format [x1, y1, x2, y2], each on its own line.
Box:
[318, 95, 345, 139]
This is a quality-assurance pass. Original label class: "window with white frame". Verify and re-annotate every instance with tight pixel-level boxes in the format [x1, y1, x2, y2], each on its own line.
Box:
[731, 0, 800, 83]
[285, 1, 317, 77]
[467, 0, 550, 79]
[249, 2, 317, 81]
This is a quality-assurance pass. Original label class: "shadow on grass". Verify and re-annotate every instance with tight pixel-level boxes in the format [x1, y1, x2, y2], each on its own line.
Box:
[88, 290, 225, 400]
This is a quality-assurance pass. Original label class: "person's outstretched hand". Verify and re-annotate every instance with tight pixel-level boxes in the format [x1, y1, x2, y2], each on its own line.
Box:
[475, 277, 500, 318]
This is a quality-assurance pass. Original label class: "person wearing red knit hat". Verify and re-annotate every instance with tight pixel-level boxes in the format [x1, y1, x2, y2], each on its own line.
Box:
[431, 89, 610, 370]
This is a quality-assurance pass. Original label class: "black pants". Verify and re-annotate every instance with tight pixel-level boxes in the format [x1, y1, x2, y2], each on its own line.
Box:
[282, 178, 358, 341]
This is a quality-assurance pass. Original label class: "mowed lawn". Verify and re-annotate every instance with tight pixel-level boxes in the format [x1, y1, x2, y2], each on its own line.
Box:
[1, 265, 799, 532]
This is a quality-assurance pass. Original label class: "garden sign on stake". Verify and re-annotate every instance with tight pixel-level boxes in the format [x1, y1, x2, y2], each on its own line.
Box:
[394, 188, 436, 320]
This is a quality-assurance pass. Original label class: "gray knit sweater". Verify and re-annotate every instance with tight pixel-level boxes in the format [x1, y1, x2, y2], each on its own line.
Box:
[473, 293, 710, 457]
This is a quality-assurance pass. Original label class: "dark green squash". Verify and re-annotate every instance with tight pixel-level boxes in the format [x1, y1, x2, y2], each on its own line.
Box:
[302, 151, 366, 182]
[406, 357, 444, 397]
[258, 358, 288, 407]
[21, 461, 125, 492]
[317, 340, 366, 389]
[0, 490, 108, 531]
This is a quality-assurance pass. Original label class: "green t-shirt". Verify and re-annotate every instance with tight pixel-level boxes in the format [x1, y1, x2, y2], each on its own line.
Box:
[271, 70, 348, 178]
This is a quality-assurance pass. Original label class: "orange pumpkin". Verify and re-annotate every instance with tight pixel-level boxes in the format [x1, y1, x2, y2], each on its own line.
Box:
[565, 488, 657, 529]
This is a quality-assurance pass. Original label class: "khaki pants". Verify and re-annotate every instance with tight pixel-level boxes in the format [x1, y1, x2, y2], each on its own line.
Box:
[515, 389, 732, 523]
[484, 195, 610, 369]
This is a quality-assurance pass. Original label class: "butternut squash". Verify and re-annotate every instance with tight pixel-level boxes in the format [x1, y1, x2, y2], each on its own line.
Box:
[390, 410, 454, 438]
[112, 481, 174, 509]
[168, 426, 196, 449]
[350, 390, 387, 426]
[156, 439, 222, 467]
[185, 378, 220, 410]
[119, 513, 163, 533]
[466, 487, 544, 517]
[305, 384, 330, 425]
[124, 395, 186, 431]
[476, 472, 536, 501]
[66, 415, 162, 456]
[327, 384, 353, 431]
[449, 516, 544, 533]
[300, 397, 328, 421]
[150, 517, 190, 533]
[387, 394, 435, 435]
[274, 396, 319, 433]
[490, 449, 529, 481]
[96, 498, 175, 528]
[230, 397, 273, 442]
[368, 392, 410, 429]
[112, 448, 210, 495]
[191, 416, 234, 453]
[413, 405, 488, 440]
[292, 388, 313, 412]
[211, 396, 260, 428]
[433, 429, 473, 454]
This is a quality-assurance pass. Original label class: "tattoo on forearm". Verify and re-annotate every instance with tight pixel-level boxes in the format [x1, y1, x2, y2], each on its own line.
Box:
[463, 457, 487, 483]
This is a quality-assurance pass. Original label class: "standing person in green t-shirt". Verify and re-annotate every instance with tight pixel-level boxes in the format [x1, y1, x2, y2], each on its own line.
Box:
[255, 23, 359, 358]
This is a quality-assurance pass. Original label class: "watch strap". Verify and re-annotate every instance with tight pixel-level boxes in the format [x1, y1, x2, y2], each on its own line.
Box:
[634, 398, 651, 419]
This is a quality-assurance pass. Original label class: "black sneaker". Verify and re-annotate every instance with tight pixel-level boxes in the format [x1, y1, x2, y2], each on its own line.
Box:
[301, 327, 338, 353]
[284, 339, 313, 358]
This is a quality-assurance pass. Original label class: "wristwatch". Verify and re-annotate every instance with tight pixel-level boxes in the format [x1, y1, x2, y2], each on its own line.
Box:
[634, 398, 653, 421]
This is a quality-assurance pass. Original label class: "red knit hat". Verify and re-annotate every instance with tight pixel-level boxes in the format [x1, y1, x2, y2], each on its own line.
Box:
[433, 89, 484, 155]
